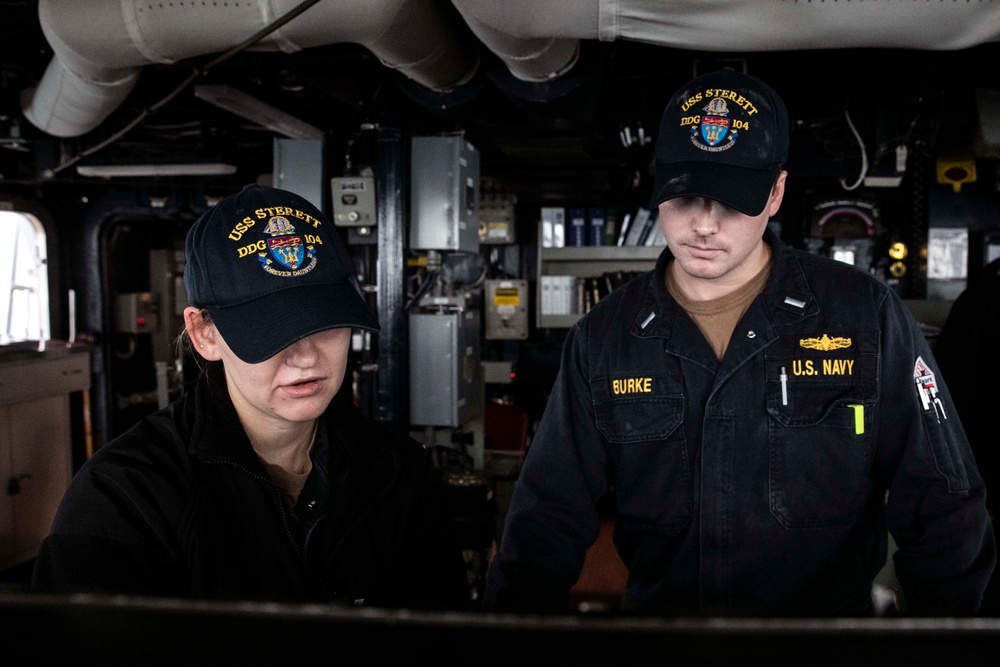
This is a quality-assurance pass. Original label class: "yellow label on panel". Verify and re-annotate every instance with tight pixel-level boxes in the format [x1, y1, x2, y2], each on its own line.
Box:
[494, 287, 520, 307]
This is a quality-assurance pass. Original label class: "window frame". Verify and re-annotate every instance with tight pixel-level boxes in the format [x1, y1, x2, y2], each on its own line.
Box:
[0, 209, 51, 346]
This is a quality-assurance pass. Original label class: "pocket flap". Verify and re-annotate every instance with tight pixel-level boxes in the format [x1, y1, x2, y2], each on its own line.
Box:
[593, 374, 683, 443]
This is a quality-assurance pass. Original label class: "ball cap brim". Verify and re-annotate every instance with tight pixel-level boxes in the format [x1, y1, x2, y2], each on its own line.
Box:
[649, 160, 781, 217]
[206, 281, 379, 364]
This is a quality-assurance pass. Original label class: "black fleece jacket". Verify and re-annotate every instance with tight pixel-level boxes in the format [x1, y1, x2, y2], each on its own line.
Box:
[31, 365, 469, 609]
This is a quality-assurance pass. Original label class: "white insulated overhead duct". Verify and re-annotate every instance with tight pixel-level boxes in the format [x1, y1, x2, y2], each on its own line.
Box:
[588, 0, 1000, 52]
[590, 0, 1000, 51]
[22, 0, 480, 138]
[449, 0, 583, 83]
[22, 0, 1000, 138]
[451, 0, 1000, 83]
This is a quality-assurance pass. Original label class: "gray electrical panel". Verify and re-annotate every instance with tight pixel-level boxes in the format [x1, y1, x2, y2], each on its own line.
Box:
[115, 293, 158, 334]
[410, 136, 480, 253]
[485, 279, 529, 340]
[409, 310, 483, 427]
[273, 139, 324, 210]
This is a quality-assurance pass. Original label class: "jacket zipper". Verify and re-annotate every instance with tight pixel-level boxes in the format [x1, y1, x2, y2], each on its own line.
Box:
[321, 456, 401, 597]
[202, 458, 305, 563]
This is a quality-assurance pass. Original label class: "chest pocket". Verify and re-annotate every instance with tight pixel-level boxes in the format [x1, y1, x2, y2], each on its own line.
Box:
[765, 333, 878, 529]
[592, 373, 691, 532]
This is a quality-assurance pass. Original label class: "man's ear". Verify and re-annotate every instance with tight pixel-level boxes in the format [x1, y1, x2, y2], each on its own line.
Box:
[183, 306, 222, 361]
[768, 170, 788, 216]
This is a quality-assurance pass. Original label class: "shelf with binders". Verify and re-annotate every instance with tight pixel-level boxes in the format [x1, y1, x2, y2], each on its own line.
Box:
[536, 237, 662, 329]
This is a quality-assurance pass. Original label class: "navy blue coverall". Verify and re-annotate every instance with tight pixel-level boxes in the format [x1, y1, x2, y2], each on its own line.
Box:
[485, 230, 995, 616]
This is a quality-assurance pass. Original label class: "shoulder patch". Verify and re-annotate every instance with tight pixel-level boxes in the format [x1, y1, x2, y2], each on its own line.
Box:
[914, 356, 947, 422]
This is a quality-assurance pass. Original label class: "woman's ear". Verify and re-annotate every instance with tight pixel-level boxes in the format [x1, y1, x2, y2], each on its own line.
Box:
[183, 306, 222, 361]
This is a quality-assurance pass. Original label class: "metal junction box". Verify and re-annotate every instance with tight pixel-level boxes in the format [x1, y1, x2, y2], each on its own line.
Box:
[485, 279, 529, 340]
[409, 310, 482, 427]
[410, 136, 480, 253]
[330, 176, 376, 227]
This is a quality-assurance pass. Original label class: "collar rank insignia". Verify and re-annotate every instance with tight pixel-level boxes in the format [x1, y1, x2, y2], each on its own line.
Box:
[799, 334, 852, 351]
[258, 215, 317, 277]
[693, 97, 736, 152]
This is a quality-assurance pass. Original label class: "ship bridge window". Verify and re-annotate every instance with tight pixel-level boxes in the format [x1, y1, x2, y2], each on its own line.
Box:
[0, 210, 49, 346]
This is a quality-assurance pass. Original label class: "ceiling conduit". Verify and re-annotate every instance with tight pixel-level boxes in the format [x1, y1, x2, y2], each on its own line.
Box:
[22, 0, 481, 138]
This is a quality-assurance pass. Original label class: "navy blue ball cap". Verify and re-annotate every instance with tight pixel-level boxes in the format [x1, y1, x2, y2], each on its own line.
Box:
[184, 184, 380, 364]
[649, 68, 789, 216]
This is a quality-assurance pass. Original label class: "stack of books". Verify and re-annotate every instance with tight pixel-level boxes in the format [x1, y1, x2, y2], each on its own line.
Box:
[616, 207, 665, 247]
[539, 270, 646, 316]
[540, 207, 621, 247]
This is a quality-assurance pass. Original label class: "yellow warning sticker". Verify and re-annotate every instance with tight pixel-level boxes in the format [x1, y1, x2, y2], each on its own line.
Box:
[494, 287, 520, 307]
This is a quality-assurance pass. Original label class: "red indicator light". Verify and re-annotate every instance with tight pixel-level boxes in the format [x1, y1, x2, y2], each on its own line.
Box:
[136, 317, 145, 325]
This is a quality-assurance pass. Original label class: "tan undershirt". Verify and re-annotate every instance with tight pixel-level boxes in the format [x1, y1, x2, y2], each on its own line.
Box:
[666, 252, 772, 360]
[262, 459, 312, 508]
